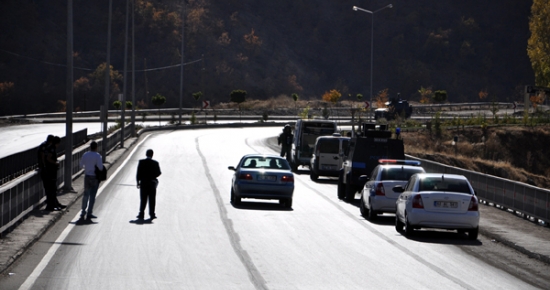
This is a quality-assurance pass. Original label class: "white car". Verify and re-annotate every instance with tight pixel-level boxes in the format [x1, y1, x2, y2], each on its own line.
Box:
[359, 159, 425, 221]
[394, 173, 480, 240]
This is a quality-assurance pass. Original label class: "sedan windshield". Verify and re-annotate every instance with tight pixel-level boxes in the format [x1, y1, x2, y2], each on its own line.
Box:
[241, 157, 290, 170]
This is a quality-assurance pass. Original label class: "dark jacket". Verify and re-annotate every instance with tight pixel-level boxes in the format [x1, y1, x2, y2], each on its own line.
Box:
[136, 158, 161, 187]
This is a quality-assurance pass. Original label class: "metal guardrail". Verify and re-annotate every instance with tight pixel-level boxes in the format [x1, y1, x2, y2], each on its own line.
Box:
[406, 155, 550, 225]
[0, 124, 132, 236]
[0, 129, 88, 186]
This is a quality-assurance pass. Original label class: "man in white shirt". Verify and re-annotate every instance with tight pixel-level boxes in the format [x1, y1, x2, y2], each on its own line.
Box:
[79, 141, 104, 220]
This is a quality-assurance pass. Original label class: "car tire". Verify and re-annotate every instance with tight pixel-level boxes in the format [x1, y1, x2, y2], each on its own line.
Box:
[231, 188, 240, 205]
[359, 195, 368, 218]
[310, 172, 319, 181]
[467, 227, 479, 240]
[367, 202, 377, 221]
[404, 214, 414, 237]
[344, 183, 354, 202]
[395, 215, 404, 233]
[337, 174, 345, 200]
[280, 198, 293, 209]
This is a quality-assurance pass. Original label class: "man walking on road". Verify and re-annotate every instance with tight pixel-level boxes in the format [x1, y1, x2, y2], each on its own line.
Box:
[136, 149, 161, 220]
[278, 124, 293, 162]
[79, 141, 103, 220]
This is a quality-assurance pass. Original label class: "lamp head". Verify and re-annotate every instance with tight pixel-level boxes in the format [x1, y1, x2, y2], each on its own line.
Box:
[388, 4, 393, 8]
[353, 6, 358, 11]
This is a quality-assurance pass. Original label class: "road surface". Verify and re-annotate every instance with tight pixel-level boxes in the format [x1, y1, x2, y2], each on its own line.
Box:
[0, 127, 547, 289]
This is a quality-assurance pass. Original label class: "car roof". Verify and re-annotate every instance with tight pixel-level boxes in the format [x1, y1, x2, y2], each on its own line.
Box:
[414, 173, 468, 180]
[241, 154, 284, 159]
[316, 135, 349, 141]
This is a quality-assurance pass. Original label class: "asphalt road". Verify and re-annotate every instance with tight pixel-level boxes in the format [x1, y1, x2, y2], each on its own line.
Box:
[1, 127, 547, 289]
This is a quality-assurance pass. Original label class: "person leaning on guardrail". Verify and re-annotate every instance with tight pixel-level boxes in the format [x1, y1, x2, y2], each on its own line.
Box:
[44, 136, 65, 211]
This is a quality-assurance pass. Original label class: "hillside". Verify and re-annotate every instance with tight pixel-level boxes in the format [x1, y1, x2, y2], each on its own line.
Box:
[0, 0, 534, 115]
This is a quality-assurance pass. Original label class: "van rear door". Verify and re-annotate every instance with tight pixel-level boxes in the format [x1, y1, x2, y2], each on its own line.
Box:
[318, 138, 340, 171]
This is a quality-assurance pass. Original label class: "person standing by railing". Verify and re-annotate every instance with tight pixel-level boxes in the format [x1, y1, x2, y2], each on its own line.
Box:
[44, 136, 65, 211]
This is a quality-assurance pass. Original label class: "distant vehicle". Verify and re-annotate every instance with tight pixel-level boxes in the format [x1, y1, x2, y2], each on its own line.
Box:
[338, 123, 405, 202]
[359, 159, 425, 221]
[290, 119, 338, 171]
[374, 97, 412, 120]
[228, 154, 294, 208]
[394, 173, 480, 240]
[309, 133, 350, 181]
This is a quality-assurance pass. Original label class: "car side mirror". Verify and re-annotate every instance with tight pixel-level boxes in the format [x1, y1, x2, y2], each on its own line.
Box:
[228, 166, 236, 171]
[393, 185, 405, 193]
[359, 175, 369, 184]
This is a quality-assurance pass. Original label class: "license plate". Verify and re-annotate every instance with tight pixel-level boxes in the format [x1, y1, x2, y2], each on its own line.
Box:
[434, 201, 458, 208]
[321, 165, 336, 170]
[258, 175, 276, 181]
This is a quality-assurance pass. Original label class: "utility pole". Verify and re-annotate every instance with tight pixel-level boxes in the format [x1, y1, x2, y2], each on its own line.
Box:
[178, 1, 185, 125]
[131, 0, 136, 136]
[64, 0, 74, 191]
[121, 0, 130, 148]
[102, 0, 113, 161]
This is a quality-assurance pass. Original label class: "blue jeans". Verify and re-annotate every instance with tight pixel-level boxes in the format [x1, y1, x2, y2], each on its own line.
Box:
[81, 175, 99, 217]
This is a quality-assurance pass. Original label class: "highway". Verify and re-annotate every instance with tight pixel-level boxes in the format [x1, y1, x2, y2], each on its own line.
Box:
[0, 127, 543, 289]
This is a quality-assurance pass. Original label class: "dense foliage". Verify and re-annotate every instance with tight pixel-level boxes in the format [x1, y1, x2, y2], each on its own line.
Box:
[0, 0, 538, 115]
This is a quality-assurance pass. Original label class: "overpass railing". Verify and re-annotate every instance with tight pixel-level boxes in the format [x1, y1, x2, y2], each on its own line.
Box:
[0, 124, 132, 236]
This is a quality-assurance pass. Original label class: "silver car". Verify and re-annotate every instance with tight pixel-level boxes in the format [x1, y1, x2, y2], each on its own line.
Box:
[228, 154, 295, 208]
[394, 173, 480, 240]
[359, 159, 425, 221]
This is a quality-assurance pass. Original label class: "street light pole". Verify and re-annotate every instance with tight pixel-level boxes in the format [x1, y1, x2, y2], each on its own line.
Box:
[352, 4, 393, 111]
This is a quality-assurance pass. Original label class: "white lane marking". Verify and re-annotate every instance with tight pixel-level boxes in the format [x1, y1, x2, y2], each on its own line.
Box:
[19, 135, 151, 290]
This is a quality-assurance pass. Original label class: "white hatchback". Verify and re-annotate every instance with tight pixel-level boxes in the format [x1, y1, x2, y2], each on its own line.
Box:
[394, 173, 480, 240]
[359, 159, 425, 221]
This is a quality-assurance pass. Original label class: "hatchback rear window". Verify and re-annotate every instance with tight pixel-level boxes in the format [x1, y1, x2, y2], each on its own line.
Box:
[419, 178, 472, 194]
[381, 167, 424, 181]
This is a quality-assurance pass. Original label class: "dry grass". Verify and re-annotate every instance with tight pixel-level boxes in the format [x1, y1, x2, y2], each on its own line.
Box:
[403, 127, 550, 189]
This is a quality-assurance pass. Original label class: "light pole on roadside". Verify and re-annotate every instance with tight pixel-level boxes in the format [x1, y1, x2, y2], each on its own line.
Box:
[352, 4, 393, 113]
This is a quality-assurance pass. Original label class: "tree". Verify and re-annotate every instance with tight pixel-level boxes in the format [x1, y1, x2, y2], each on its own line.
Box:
[527, 0, 550, 87]
[192, 91, 203, 111]
[433, 90, 448, 103]
[418, 86, 433, 104]
[230, 90, 247, 121]
[230, 90, 247, 104]
[356, 94, 363, 101]
[151, 93, 167, 126]
[292, 93, 299, 115]
[375, 89, 389, 108]
[113, 100, 122, 110]
[322, 89, 341, 104]
[125, 101, 133, 110]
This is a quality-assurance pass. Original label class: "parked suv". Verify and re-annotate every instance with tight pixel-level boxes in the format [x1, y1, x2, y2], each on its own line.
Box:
[309, 133, 350, 181]
[359, 159, 425, 221]
[338, 124, 404, 202]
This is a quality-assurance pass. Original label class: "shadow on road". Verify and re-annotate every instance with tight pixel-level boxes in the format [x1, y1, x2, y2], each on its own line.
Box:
[129, 218, 154, 225]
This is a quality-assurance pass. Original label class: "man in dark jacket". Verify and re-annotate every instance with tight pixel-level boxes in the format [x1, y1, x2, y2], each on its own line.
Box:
[278, 124, 293, 162]
[136, 149, 162, 220]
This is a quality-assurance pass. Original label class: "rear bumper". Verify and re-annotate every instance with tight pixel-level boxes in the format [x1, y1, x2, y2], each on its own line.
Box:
[408, 209, 480, 229]
[234, 183, 294, 200]
[369, 196, 398, 213]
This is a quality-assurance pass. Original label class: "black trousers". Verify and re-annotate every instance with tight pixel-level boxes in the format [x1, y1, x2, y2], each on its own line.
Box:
[41, 170, 59, 208]
[139, 185, 156, 216]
